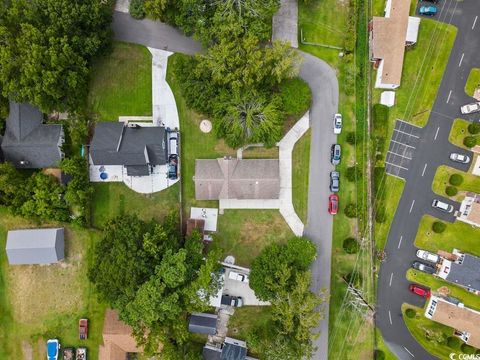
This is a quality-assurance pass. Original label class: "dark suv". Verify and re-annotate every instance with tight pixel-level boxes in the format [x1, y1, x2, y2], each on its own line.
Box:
[221, 294, 243, 307]
[331, 144, 341, 165]
[412, 261, 435, 274]
[168, 154, 178, 180]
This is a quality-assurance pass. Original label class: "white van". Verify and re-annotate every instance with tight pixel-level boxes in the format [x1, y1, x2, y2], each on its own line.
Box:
[431, 199, 453, 213]
[169, 132, 178, 156]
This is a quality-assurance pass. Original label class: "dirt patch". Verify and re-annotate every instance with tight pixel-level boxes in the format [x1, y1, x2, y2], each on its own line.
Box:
[21, 340, 33, 360]
[437, 286, 450, 296]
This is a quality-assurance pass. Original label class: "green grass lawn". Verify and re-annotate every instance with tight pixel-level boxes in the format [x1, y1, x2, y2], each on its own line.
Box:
[415, 215, 480, 257]
[406, 269, 480, 310]
[0, 209, 106, 359]
[292, 129, 311, 223]
[432, 165, 480, 199]
[465, 68, 480, 96]
[449, 118, 472, 149]
[87, 41, 152, 121]
[402, 304, 458, 359]
[373, 19, 457, 127]
[91, 182, 180, 229]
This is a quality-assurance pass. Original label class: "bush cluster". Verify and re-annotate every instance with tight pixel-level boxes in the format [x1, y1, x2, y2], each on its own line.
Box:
[432, 221, 446, 233]
[343, 237, 360, 254]
[464, 135, 477, 148]
[129, 0, 146, 19]
[447, 336, 460, 349]
[468, 122, 480, 134]
[346, 131, 356, 145]
[344, 203, 357, 218]
[449, 173, 464, 186]
[279, 78, 312, 117]
[445, 186, 458, 196]
[346, 166, 361, 182]
[405, 308, 416, 318]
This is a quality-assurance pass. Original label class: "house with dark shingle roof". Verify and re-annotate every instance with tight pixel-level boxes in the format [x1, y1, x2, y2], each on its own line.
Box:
[436, 249, 480, 295]
[0, 102, 64, 168]
[202, 337, 257, 360]
[6, 228, 64, 265]
[188, 312, 218, 335]
[194, 158, 280, 201]
[89, 122, 168, 177]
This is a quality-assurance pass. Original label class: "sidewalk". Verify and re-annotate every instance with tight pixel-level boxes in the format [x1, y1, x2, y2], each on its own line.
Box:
[148, 48, 179, 129]
[277, 112, 310, 236]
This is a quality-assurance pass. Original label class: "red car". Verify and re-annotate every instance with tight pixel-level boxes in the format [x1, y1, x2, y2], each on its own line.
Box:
[409, 284, 430, 298]
[328, 194, 338, 215]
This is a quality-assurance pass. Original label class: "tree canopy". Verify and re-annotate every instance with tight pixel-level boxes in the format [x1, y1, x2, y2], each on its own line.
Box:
[88, 214, 221, 355]
[0, 0, 112, 112]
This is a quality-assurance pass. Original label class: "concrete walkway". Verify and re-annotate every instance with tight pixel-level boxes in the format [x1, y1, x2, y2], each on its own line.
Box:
[148, 48, 179, 129]
[272, 0, 298, 48]
[278, 112, 310, 236]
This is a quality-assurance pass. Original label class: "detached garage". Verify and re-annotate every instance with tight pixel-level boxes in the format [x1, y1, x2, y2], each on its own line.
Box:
[5, 228, 65, 265]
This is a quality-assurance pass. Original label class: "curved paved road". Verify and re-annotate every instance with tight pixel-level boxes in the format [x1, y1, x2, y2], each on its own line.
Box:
[377, 1, 480, 359]
[113, 10, 339, 359]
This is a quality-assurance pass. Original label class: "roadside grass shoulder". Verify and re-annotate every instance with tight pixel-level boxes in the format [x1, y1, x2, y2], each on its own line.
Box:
[87, 41, 152, 121]
[406, 269, 480, 311]
[449, 118, 471, 149]
[432, 165, 480, 199]
[415, 215, 480, 257]
[465, 68, 480, 97]
[0, 208, 106, 359]
[292, 129, 311, 223]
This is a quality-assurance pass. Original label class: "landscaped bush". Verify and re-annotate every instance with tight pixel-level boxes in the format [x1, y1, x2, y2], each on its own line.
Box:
[461, 343, 475, 354]
[344, 203, 357, 218]
[405, 308, 416, 318]
[447, 336, 461, 349]
[279, 78, 312, 117]
[344, 271, 362, 288]
[432, 221, 446, 233]
[129, 0, 146, 19]
[374, 350, 385, 360]
[445, 186, 458, 196]
[468, 122, 480, 134]
[343, 237, 360, 254]
[463, 135, 477, 148]
[375, 206, 386, 223]
[346, 166, 361, 182]
[449, 173, 464, 186]
[346, 131, 356, 145]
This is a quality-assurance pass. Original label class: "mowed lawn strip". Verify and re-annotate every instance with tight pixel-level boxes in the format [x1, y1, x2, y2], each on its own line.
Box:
[0, 209, 106, 359]
[432, 165, 480, 199]
[415, 215, 480, 257]
[292, 129, 311, 223]
[465, 68, 480, 96]
[92, 182, 180, 229]
[88, 41, 152, 121]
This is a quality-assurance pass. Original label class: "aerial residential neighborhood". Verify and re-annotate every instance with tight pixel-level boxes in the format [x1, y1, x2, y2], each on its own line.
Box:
[0, 0, 479, 360]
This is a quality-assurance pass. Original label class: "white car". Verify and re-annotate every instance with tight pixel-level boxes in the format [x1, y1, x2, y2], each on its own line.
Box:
[416, 249, 439, 264]
[228, 271, 249, 283]
[460, 102, 480, 115]
[449, 153, 470, 164]
[431, 199, 454, 213]
[333, 113, 342, 134]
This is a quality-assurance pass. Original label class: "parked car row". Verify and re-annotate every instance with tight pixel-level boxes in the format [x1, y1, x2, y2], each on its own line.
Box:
[328, 113, 343, 215]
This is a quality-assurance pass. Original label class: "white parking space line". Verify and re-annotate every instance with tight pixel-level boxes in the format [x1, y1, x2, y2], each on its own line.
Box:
[459, 53, 464, 67]
[409, 200, 415, 213]
[398, 235, 403, 249]
[473, 16, 478, 30]
[396, 119, 422, 129]
[390, 139, 416, 149]
[385, 161, 408, 171]
[447, 90, 452, 103]
[387, 150, 412, 160]
[404, 346, 415, 357]
[386, 171, 405, 181]
[434, 126, 440, 140]
[422, 163, 428, 177]
[389, 272, 394, 287]
[393, 128, 420, 138]
[388, 310, 393, 325]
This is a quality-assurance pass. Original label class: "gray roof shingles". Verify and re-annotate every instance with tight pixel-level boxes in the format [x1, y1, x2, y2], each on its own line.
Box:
[188, 312, 218, 335]
[6, 228, 65, 265]
[446, 254, 480, 291]
[1, 102, 63, 168]
[89, 123, 167, 167]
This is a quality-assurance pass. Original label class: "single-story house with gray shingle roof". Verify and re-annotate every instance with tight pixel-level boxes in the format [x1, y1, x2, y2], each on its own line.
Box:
[194, 158, 280, 200]
[89, 122, 168, 177]
[6, 228, 64, 265]
[188, 312, 218, 335]
[0, 102, 64, 168]
[203, 337, 257, 360]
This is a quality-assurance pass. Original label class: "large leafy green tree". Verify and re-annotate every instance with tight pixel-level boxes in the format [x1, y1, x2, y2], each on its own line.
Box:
[0, 0, 112, 112]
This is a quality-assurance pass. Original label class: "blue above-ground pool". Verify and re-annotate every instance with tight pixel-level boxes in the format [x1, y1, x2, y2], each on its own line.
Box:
[46, 339, 59, 360]
[100, 172, 108, 180]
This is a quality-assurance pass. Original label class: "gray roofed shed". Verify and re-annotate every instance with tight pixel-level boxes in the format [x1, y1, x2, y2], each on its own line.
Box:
[1, 102, 63, 168]
[6, 228, 64, 265]
[89, 122, 168, 169]
[446, 254, 480, 292]
[188, 312, 218, 335]
[195, 158, 280, 200]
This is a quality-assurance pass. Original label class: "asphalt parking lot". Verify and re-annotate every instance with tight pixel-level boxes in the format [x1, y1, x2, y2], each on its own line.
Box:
[385, 120, 422, 179]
